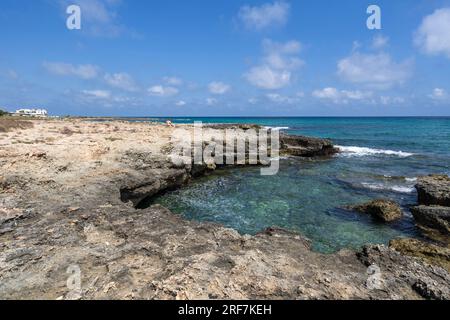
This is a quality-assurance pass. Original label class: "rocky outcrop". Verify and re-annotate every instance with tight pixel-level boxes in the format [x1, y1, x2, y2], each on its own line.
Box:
[0, 120, 449, 300]
[203, 123, 262, 131]
[416, 175, 450, 206]
[358, 245, 450, 300]
[412, 175, 450, 240]
[280, 134, 338, 157]
[349, 199, 403, 222]
[411, 206, 450, 235]
[390, 238, 450, 273]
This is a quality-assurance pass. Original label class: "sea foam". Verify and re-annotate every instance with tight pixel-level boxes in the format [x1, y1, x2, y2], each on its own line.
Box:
[263, 126, 290, 131]
[361, 182, 415, 194]
[337, 146, 414, 158]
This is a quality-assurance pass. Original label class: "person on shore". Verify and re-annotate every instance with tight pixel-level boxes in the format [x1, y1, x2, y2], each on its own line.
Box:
[166, 120, 175, 127]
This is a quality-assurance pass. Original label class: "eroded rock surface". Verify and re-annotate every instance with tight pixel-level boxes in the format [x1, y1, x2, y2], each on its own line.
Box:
[416, 175, 450, 207]
[280, 134, 338, 157]
[390, 238, 450, 272]
[412, 175, 450, 240]
[411, 206, 450, 235]
[0, 120, 448, 300]
[349, 199, 403, 222]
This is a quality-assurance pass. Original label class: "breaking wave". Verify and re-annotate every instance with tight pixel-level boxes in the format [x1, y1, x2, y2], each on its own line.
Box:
[337, 146, 414, 158]
[361, 182, 415, 194]
[263, 126, 290, 131]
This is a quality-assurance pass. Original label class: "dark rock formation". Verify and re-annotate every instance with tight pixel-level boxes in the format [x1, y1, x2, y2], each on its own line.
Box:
[349, 199, 403, 222]
[416, 175, 450, 207]
[390, 238, 450, 272]
[280, 134, 338, 157]
[411, 206, 450, 235]
[203, 124, 262, 130]
[412, 175, 450, 240]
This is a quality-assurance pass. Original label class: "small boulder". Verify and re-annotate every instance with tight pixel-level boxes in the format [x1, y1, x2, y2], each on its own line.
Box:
[350, 199, 403, 222]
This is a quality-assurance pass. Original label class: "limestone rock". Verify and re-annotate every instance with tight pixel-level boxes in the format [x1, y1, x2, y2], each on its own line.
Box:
[350, 199, 403, 222]
[390, 238, 450, 272]
[411, 205, 450, 235]
[280, 134, 338, 157]
[415, 175, 450, 206]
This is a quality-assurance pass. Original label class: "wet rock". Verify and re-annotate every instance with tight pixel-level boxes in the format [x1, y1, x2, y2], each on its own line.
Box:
[280, 134, 338, 157]
[349, 199, 403, 222]
[389, 238, 450, 272]
[411, 205, 450, 235]
[416, 175, 450, 206]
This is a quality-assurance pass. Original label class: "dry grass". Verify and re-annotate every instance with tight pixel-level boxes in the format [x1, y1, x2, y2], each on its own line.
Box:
[0, 119, 34, 133]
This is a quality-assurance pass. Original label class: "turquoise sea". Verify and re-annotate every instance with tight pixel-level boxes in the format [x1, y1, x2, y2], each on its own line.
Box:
[146, 117, 450, 253]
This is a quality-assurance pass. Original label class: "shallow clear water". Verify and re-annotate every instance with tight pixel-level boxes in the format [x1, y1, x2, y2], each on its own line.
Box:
[149, 117, 450, 253]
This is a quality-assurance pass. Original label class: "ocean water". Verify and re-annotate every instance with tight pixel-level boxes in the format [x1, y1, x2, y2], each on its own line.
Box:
[149, 117, 450, 253]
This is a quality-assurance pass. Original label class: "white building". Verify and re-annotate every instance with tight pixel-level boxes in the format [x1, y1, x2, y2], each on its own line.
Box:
[15, 108, 48, 117]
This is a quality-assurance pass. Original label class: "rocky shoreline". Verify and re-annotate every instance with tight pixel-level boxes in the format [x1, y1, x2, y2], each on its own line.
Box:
[0, 119, 449, 300]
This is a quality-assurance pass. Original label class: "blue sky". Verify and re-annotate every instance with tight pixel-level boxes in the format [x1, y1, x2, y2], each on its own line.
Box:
[1, 0, 450, 116]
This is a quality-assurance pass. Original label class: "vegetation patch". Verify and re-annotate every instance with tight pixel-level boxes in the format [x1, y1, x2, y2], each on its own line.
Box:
[0, 119, 34, 133]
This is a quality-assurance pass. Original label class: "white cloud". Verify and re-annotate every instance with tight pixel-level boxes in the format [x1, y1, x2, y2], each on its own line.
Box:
[208, 81, 231, 95]
[79, 89, 140, 107]
[372, 35, 389, 49]
[175, 100, 186, 106]
[82, 89, 111, 99]
[429, 88, 448, 100]
[379, 96, 406, 105]
[43, 62, 99, 79]
[164, 76, 183, 86]
[248, 98, 258, 104]
[238, 1, 290, 31]
[337, 52, 413, 89]
[312, 87, 373, 104]
[265, 93, 300, 104]
[352, 41, 362, 52]
[147, 85, 179, 97]
[104, 73, 137, 91]
[244, 39, 303, 90]
[206, 98, 218, 106]
[7, 69, 19, 80]
[245, 66, 291, 90]
[415, 8, 450, 58]
[262, 39, 303, 69]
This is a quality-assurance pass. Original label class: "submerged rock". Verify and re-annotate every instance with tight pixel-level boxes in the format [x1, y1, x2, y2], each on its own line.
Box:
[350, 199, 403, 222]
[416, 175, 450, 207]
[389, 238, 450, 273]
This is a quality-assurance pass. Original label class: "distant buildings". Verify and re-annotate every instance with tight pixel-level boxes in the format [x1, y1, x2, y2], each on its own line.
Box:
[14, 108, 48, 117]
